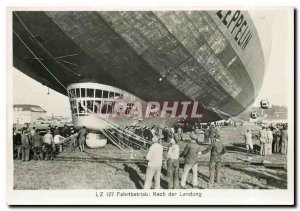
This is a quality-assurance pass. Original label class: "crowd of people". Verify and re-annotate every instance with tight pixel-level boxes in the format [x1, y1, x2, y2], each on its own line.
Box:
[13, 122, 288, 189]
[244, 124, 288, 156]
[144, 125, 225, 189]
[143, 123, 288, 189]
[12, 124, 77, 161]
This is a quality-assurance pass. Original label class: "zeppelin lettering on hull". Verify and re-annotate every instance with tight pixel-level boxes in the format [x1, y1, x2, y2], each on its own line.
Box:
[216, 10, 252, 51]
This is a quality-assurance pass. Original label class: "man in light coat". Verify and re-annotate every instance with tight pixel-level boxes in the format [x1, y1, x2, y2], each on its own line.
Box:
[244, 129, 253, 155]
[144, 136, 163, 189]
[259, 127, 267, 156]
[281, 125, 288, 154]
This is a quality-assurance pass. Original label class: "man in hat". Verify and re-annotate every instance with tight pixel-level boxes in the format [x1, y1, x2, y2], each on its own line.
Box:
[32, 130, 44, 160]
[180, 137, 202, 188]
[43, 129, 54, 160]
[54, 126, 60, 136]
[281, 125, 288, 154]
[144, 136, 163, 189]
[21, 129, 31, 161]
[166, 138, 180, 189]
[61, 124, 69, 138]
[259, 126, 267, 156]
[198, 135, 226, 184]
[69, 126, 76, 146]
[13, 129, 22, 160]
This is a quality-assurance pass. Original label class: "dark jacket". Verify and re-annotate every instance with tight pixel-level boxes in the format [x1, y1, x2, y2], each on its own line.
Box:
[32, 133, 43, 147]
[143, 128, 152, 140]
[78, 128, 87, 140]
[180, 142, 202, 165]
[204, 128, 210, 137]
[13, 133, 21, 146]
[54, 128, 60, 136]
[21, 134, 31, 148]
[209, 127, 219, 138]
[61, 127, 69, 137]
[201, 141, 226, 162]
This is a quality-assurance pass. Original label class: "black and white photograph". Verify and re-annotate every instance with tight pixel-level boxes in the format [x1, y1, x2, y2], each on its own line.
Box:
[6, 6, 295, 205]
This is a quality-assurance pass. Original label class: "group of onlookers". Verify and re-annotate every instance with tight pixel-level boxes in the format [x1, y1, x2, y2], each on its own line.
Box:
[258, 124, 288, 156]
[144, 127, 226, 189]
[13, 122, 288, 189]
[244, 124, 288, 156]
[143, 123, 288, 189]
[13, 124, 75, 161]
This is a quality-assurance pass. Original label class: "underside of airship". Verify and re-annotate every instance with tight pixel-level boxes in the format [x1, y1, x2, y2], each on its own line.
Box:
[12, 10, 265, 125]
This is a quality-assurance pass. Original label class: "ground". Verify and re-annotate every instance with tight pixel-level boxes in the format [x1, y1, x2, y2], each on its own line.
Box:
[13, 127, 287, 190]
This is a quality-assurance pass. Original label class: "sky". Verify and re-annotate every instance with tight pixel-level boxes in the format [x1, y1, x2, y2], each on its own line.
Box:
[249, 9, 291, 107]
[12, 9, 292, 117]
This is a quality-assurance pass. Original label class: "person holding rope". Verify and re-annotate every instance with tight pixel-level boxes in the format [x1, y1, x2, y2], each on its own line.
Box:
[43, 129, 54, 161]
[78, 126, 87, 152]
[54, 133, 65, 153]
[144, 136, 163, 189]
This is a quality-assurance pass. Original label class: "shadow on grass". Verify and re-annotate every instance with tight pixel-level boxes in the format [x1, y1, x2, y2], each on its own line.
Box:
[225, 143, 261, 156]
[123, 164, 144, 189]
[228, 166, 287, 189]
[240, 181, 270, 189]
[197, 171, 210, 182]
[226, 143, 246, 154]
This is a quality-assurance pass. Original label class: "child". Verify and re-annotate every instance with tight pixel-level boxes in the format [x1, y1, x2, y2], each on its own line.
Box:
[198, 135, 226, 184]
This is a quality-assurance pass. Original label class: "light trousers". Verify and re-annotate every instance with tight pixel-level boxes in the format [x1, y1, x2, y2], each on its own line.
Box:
[265, 143, 272, 155]
[180, 164, 198, 187]
[144, 166, 161, 189]
[281, 141, 287, 154]
[260, 143, 265, 156]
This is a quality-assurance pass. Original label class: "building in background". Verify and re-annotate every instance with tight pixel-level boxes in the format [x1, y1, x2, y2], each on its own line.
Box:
[13, 104, 47, 124]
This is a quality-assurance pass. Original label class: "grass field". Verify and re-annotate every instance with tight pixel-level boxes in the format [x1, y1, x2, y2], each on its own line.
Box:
[13, 127, 287, 190]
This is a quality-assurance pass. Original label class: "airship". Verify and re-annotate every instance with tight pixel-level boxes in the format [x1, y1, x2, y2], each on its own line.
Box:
[12, 10, 265, 147]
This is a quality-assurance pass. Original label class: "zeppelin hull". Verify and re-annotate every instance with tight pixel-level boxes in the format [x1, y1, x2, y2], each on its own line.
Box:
[13, 11, 265, 122]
